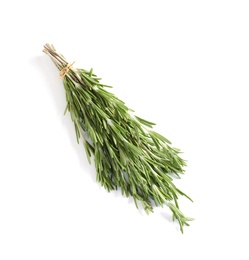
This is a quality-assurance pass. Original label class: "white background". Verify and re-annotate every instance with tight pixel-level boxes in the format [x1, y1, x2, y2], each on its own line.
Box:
[0, 0, 249, 259]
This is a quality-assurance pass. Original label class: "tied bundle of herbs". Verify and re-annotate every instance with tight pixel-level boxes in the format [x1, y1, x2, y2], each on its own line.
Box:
[43, 44, 193, 232]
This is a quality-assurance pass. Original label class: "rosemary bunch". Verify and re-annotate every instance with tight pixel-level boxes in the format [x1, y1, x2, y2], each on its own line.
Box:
[43, 44, 193, 232]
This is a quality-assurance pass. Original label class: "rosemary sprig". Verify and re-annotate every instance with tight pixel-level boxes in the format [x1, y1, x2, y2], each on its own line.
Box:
[43, 43, 193, 232]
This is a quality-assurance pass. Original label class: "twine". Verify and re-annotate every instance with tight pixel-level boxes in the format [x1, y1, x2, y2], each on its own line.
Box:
[60, 61, 75, 78]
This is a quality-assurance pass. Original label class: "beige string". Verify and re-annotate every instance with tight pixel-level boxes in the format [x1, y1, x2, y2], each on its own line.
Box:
[60, 61, 75, 78]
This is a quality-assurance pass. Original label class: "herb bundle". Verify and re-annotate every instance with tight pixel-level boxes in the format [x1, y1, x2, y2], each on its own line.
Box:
[43, 44, 193, 232]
